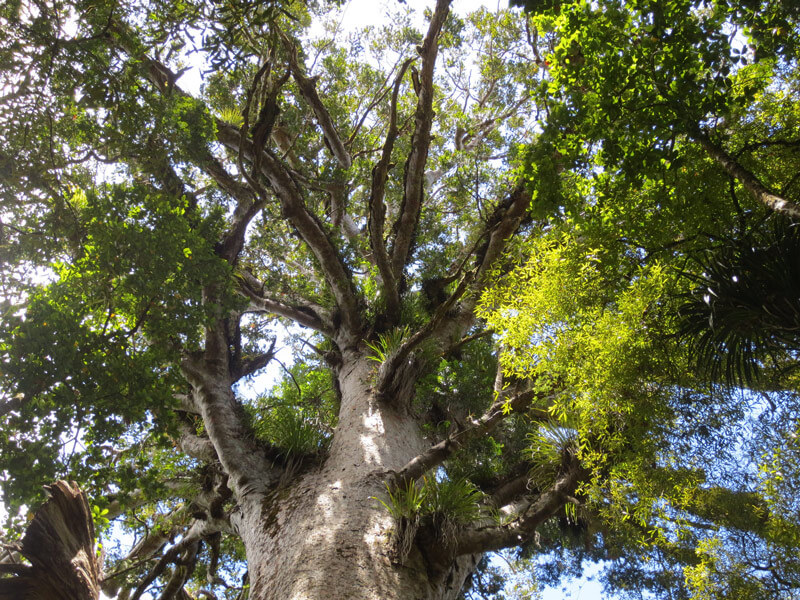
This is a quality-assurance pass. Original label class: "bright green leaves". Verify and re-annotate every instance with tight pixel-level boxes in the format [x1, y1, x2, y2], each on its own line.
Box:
[524, 0, 774, 182]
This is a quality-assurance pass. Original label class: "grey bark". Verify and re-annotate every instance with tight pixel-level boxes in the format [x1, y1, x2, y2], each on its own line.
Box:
[222, 354, 476, 600]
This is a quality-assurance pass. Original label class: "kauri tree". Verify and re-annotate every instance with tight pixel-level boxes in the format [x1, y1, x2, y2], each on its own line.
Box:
[1, 0, 799, 599]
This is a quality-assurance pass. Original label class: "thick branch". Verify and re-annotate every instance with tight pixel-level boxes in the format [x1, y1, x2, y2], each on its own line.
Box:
[487, 471, 534, 509]
[181, 351, 281, 498]
[175, 423, 219, 464]
[217, 123, 362, 341]
[390, 0, 453, 279]
[471, 185, 532, 295]
[155, 538, 200, 600]
[394, 390, 550, 484]
[453, 466, 584, 556]
[369, 58, 414, 320]
[202, 154, 267, 263]
[233, 343, 278, 382]
[693, 129, 800, 219]
[423, 185, 531, 353]
[280, 32, 351, 169]
[238, 270, 334, 335]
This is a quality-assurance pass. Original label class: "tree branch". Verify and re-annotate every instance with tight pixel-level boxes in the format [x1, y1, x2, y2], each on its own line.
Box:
[376, 270, 475, 400]
[238, 270, 334, 335]
[217, 123, 362, 342]
[389, 0, 453, 279]
[232, 341, 278, 382]
[471, 185, 532, 295]
[180, 350, 281, 498]
[114, 42, 268, 265]
[425, 184, 531, 353]
[487, 471, 534, 509]
[453, 465, 584, 557]
[130, 518, 215, 600]
[279, 31, 351, 169]
[174, 422, 219, 464]
[394, 390, 550, 485]
[693, 128, 800, 219]
[369, 58, 414, 320]
[200, 154, 267, 264]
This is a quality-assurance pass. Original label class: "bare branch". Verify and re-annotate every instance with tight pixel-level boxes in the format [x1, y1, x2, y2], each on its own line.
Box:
[487, 471, 534, 509]
[369, 58, 414, 320]
[155, 538, 200, 600]
[394, 390, 550, 484]
[442, 329, 494, 358]
[200, 154, 267, 264]
[389, 0, 453, 279]
[471, 185, 532, 293]
[280, 31, 351, 169]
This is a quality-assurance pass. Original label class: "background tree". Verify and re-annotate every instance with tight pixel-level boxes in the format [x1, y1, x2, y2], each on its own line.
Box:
[0, 1, 799, 599]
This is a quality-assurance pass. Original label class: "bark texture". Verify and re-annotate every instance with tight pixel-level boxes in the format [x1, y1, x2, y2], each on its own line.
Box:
[0, 481, 102, 600]
[230, 355, 478, 600]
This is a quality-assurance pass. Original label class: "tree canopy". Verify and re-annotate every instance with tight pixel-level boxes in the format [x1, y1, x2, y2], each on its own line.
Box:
[1, 0, 799, 599]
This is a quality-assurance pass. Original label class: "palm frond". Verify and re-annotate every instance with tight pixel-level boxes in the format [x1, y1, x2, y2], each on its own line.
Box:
[679, 217, 800, 385]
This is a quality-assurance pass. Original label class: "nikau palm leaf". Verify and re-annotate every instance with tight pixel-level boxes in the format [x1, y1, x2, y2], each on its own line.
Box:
[680, 218, 800, 385]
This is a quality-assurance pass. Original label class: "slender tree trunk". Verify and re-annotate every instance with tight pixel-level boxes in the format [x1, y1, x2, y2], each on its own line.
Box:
[231, 355, 479, 600]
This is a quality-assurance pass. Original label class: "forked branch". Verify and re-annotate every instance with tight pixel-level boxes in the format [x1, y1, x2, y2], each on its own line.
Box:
[390, 0, 453, 280]
[280, 31, 351, 169]
[217, 123, 362, 341]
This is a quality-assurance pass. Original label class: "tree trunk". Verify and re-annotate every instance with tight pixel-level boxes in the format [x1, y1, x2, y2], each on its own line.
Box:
[232, 355, 479, 600]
